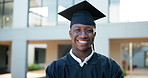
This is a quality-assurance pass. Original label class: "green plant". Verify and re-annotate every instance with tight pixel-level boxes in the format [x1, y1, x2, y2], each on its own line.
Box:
[28, 64, 42, 71]
[122, 69, 126, 76]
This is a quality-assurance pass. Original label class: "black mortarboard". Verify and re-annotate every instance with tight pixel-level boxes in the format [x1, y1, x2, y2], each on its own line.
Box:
[58, 1, 106, 28]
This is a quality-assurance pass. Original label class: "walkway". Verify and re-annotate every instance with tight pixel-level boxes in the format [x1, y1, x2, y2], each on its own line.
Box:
[125, 68, 148, 78]
[0, 68, 148, 78]
[0, 70, 46, 78]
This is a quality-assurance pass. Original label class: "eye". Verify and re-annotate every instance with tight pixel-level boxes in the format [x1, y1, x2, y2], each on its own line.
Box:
[86, 29, 93, 33]
[73, 28, 81, 32]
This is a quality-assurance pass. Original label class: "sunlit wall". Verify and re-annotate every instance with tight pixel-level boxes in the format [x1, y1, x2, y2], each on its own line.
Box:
[109, 0, 148, 23]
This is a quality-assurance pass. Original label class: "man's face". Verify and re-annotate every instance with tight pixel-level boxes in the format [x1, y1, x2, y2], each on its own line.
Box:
[69, 24, 96, 51]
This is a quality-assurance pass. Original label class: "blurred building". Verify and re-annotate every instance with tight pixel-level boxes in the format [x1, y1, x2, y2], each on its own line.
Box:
[0, 0, 148, 78]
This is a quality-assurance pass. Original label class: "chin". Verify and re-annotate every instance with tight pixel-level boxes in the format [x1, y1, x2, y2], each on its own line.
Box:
[77, 46, 91, 51]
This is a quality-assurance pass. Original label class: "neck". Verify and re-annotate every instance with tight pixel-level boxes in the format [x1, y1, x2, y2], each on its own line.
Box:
[72, 47, 92, 61]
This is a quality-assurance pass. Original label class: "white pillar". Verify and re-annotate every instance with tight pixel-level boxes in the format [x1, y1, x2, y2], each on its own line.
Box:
[13, 0, 29, 28]
[94, 24, 109, 56]
[94, 36, 109, 56]
[129, 42, 133, 75]
[28, 44, 35, 65]
[11, 40, 28, 78]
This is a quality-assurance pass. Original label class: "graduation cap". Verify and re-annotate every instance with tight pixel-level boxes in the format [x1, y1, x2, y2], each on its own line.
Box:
[58, 1, 106, 27]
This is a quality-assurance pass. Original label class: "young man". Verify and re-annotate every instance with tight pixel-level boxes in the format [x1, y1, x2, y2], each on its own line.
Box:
[46, 1, 123, 78]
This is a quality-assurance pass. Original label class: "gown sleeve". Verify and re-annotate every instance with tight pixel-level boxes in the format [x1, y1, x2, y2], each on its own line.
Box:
[46, 61, 57, 78]
[109, 58, 124, 78]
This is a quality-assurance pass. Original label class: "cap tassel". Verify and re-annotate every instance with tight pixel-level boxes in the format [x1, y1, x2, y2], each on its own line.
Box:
[92, 43, 95, 51]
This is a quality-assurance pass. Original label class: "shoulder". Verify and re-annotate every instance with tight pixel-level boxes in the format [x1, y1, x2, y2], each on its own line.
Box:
[95, 53, 123, 77]
[94, 52, 122, 72]
[95, 52, 119, 66]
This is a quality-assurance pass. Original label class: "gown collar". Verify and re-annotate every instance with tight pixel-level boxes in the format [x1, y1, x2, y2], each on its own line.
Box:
[67, 52, 101, 65]
[69, 49, 94, 67]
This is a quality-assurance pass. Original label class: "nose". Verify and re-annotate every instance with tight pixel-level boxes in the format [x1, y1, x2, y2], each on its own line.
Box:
[79, 30, 88, 38]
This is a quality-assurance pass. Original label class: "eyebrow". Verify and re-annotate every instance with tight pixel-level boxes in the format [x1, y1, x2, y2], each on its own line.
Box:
[72, 25, 95, 29]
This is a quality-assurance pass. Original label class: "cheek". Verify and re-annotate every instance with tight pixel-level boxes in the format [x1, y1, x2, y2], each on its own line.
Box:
[89, 34, 95, 40]
[70, 33, 77, 41]
[71, 32, 79, 37]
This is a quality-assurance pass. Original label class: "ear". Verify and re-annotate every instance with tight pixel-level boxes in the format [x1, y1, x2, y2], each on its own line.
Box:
[94, 32, 96, 37]
[69, 30, 72, 38]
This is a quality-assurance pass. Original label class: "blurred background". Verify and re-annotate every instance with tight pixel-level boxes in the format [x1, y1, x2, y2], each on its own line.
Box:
[0, 0, 148, 78]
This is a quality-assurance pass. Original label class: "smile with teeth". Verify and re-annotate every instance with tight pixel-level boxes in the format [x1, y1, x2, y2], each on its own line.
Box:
[78, 40, 88, 44]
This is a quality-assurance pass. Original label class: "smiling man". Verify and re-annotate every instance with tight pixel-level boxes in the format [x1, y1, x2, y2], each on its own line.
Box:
[46, 1, 123, 78]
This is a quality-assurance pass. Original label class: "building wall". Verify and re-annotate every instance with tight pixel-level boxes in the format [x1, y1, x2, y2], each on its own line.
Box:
[46, 40, 71, 65]
[0, 22, 148, 66]
[1, 22, 148, 52]
[95, 22, 148, 56]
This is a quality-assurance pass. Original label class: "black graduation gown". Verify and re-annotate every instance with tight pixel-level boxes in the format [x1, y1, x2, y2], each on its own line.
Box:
[46, 52, 123, 78]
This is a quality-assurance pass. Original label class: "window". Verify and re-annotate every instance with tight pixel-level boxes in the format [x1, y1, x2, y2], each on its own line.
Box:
[35, 48, 46, 64]
[57, 0, 84, 25]
[109, 0, 148, 23]
[0, 45, 9, 74]
[29, 0, 57, 27]
[57, 0, 73, 25]
[145, 52, 148, 67]
[29, 0, 87, 27]
[0, 0, 13, 28]
[0, 4, 2, 27]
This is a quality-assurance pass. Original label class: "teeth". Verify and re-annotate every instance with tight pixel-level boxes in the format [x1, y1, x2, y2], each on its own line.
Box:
[78, 41, 87, 43]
